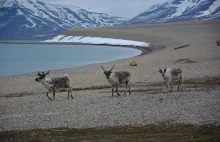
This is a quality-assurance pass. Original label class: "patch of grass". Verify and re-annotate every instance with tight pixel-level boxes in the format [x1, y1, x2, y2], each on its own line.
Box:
[72, 85, 111, 91]
[1, 92, 36, 98]
[185, 76, 220, 85]
[147, 76, 220, 87]
[174, 59, 196, 63]
[73, 76, 220, 92]
[1, 124, 220, 142]
[2, 77, 220, 99]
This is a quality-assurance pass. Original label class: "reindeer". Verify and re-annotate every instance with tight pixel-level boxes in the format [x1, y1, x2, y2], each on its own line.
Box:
[101, 65, 131, 96]
[35, 71, 73, 100]
[159, 67, 183, 92]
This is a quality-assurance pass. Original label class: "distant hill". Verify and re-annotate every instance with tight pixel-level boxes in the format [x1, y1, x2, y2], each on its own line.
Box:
[1, 0, 219, 40]
[0, 0, 127, 40]
[125, 0, 220, 25]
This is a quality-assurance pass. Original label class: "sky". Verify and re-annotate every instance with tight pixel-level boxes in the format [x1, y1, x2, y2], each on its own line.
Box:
[41, 0, 169, 18]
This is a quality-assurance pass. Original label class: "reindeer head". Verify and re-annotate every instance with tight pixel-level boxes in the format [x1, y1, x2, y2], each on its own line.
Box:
[35, 71, 49, 82]
[101, 65, 114, 79]
[159, 67, 167, 77]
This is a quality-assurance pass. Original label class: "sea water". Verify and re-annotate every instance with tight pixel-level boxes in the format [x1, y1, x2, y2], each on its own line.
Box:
[0, 44, 141, 76]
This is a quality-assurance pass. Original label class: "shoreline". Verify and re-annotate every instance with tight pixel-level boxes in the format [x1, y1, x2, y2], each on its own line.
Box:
[0, 41, 158, 56]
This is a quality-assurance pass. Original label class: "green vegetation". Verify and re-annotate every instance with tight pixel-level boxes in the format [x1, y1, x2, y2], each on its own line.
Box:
[1, 124, 220, 142]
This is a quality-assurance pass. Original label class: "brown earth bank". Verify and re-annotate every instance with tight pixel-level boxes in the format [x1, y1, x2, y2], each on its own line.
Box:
[1, 124, 220, 142]
[0, 20, 220, 134]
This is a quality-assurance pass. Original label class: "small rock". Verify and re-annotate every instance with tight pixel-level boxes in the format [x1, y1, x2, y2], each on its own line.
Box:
[216, 40, 220, 46]
[130, 60, 137, 66]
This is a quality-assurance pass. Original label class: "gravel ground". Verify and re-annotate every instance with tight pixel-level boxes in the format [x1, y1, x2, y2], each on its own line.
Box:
[0, 80, 220, 131]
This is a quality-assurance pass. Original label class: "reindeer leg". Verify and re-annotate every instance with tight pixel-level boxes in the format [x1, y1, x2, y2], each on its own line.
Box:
[166, 84, 169, 90]
[180, 75, 184, 91]
[52, 88, 55, 100]
[46, 92, 52, 101]
[67, 90, 70, 99]
[178, 80, 180, 91]
[124, 83, 128, 96]
[128, 84, 131, 95]
[181, 80, 184, 91]
[70, 88, 74, 99]
[112, 87, 114, 97]
[163, 83, 169, 93]
[170, 83, 173, 92]
[116, 85, 120, 96]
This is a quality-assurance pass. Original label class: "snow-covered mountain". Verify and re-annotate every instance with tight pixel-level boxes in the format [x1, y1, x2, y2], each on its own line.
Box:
[126, 0, 220, 25]
[0, 0, 127, 40]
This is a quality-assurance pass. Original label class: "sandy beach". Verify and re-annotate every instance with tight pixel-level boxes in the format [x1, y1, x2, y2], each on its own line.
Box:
[0, 19, 220, 132]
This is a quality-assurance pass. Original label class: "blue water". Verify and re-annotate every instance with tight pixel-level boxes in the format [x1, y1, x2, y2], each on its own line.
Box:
[0, 44, 141, 76]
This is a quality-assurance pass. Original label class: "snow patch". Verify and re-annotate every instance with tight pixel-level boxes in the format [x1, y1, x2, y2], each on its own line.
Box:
[25, 16, 36, 28]
[199, 0, 220, 17]
[16, 9, 24, 15]
[169, 0, 198, 18]
[46, 35, 66, 42]
[43, 35, 150, 47]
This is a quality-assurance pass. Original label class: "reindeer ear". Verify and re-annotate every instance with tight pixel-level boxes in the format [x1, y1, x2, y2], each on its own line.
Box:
[164, 68, 167, 73]
[159, 68, 162, 74]
[46, 71, 49, 75]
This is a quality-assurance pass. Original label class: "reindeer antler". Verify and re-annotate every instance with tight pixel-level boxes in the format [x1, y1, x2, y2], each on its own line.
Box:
[101, 65, 114, 72]
[45, 71, 49, 75]
[42, 71, 49, 76]
[109, 65, 115, 72]
[39, 71, 49, 76]
[101, 66, 106, 71]
[38, 72, 43, 76]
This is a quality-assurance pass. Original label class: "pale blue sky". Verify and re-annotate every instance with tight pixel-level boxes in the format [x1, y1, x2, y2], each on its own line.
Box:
[41, 0, 169, 18]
